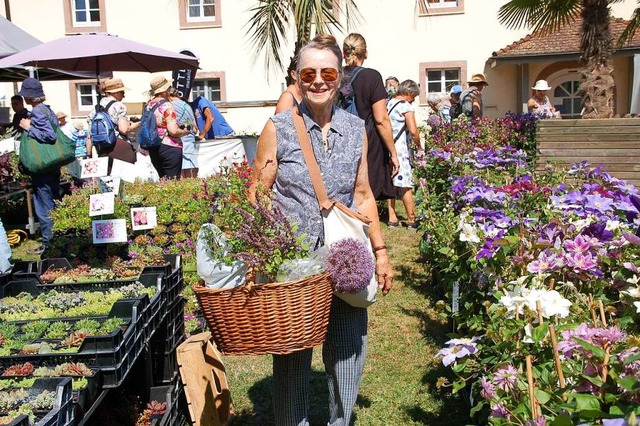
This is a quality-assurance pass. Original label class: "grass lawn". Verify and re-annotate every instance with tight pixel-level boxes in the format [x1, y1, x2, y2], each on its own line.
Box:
[220, 221, 470, 425]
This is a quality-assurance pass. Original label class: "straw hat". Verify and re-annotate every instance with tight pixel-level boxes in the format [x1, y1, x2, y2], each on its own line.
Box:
[150, 76, 173, 96]
[55, 111, 67, 119]
[531, 80, 551, 91]
[467, 73, 489, 86]
[103, 78, 129, 93]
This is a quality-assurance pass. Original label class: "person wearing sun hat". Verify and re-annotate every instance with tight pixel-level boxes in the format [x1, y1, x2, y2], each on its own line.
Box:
[527, 79, 560, 119]
[16, 77, 60, 255]
[88, 77, 140, 165]
[458, 73, 489, 120]
[144, 75, 190, 179]
[55, 111, 74, 139]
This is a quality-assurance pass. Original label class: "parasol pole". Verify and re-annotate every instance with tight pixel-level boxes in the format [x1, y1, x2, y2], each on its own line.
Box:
[96, 56, 102, 101]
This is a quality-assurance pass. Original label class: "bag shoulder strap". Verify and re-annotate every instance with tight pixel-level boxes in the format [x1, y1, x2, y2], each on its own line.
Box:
[292, 108, 332, 210]
[388, 100, 407, 142]
[149, 99, 166, 113]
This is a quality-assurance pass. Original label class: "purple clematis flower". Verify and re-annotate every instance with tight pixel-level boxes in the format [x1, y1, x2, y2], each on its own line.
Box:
[602, 419, 629, 426]
[437, 337, 480, 367]
[490, 403, 510, 420]
[526, 417, 547, 426]
[564, 251, 598, 272]
[493, 365, 519, 392]
[564, 234, 591, 253]
[527, 250, 564, 273]
[479, 376, 496, 399]
[585, 193, 614, 214]
[583, 223, 614, 242]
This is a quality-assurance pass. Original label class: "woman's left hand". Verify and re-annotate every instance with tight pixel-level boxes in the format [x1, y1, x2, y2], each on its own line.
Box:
[374, 250, 393, 295]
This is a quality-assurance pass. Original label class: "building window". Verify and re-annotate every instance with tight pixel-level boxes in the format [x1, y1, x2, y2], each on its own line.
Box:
[419, 0, 464, 15]
[191, 79, 221, 102]
[427, 69, 460, 94]
[550, 78, 582, 118]
[188, 72, 228, 108]
[419, 61, 467, 104]
[179, 0, 222, 29]
[68, 80, 99, 116]
[63, 0, 107, 33]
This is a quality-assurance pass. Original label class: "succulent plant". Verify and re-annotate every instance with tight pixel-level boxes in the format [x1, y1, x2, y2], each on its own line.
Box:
[44, 321, 72, 340]
[32, 390, 55, 410]
[0, 324, 17, 340]
[60, 331, 88, 348]
[72, 377, 88, 391]
[32, 367, 56, 377]
[147, 400, 166, 415]
[21, 320, 49, 340]
[19, 343, 52, 355]
[98, 317, 125, 335]
[73, 318, 100, 335]
[1, 363, 34, 377]
[54, 362, 94, 377]
[42, 291, 87, 311]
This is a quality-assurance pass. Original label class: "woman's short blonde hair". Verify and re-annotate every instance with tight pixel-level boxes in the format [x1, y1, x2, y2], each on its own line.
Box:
[342, 33, 367, 66]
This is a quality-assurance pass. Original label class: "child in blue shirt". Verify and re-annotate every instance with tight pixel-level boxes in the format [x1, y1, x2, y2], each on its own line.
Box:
[72, 121, 90, 159]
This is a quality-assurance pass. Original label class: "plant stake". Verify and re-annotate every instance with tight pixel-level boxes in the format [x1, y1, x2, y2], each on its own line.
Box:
[598, 300, 607, 327]
[526, 355, 539, 418]
[548, 324, 566, 390]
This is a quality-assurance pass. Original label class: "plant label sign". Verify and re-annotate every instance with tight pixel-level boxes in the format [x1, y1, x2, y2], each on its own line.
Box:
[80, 157, 109, 178]
[452, 281, 460, 313]
[130, 207, 157, 231]
[110, 158, 138, 183]
[89, 192, 115, 217]
[92, 219, 127, 244]
[98, 176, 121, 195]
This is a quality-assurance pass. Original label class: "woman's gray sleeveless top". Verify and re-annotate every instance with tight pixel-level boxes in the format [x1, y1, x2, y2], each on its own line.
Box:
[271, 105, 365, 250]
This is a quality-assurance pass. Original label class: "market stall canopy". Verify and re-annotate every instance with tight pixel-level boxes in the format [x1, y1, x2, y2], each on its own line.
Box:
[0, 33, 200, 75]
[0, 16, 107, 81]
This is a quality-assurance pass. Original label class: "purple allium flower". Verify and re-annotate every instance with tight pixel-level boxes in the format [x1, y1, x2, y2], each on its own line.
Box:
[493, 364, 518, 392]
[325, 238, 374, 294]
[479, 376, 496, 399]
[437, 337, 480, 367]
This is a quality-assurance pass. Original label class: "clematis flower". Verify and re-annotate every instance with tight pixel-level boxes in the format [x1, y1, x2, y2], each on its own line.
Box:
[564, 234, 591, 253]
[493, 364, 519, 392]
[437, 337, 480, 367]
[479, 376, 496, 399]
[490, 403, 510, 420]
[539, 290, 572, 318]
[564, 251, 598, 273]
[459, 223, 480, 243]
[527, 251, 564, 274]
[526, 418, 547, 426]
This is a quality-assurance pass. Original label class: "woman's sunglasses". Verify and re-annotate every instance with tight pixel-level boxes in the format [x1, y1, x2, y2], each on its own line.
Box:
[298, 67, 339, 84]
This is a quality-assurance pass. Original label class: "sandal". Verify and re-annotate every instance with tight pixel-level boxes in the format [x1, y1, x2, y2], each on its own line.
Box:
[406, 221, 420, 230]
[387, 221, 400, 227]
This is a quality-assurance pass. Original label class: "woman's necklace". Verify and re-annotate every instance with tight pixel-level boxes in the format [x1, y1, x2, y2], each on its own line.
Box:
[323, 135, 329, 151]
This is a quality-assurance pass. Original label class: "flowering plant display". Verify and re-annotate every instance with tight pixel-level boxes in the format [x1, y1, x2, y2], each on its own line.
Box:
[415, 115, 640, 424]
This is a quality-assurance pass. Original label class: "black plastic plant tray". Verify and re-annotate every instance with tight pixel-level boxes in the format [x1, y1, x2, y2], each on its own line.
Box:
[0, 297, 147, 375]
[1, 377, 74, 426]
[149, 372, 188, 426]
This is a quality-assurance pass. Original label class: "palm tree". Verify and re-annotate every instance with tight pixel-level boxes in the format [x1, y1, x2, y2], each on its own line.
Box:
[245, 0, 361, 80]
[499, 0, 640, 119]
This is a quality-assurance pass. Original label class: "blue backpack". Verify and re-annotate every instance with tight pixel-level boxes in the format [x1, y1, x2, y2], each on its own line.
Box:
[337, 66, 364, 117]
[90, 100, 117, 150]
[138, 99, 167, 148]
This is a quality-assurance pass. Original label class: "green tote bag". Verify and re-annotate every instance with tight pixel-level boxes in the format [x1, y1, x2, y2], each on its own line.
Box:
[19, 108, 76, 174]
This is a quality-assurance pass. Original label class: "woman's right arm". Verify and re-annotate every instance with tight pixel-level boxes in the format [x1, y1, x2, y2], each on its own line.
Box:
[404, 110, 420, 149]
[371, 99, 399, 177]
[249, 119, 278, 202]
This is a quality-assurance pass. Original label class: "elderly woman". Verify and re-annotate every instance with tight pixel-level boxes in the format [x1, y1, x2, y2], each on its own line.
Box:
[251, 35, 392, 425]
[144, 76, 190, 179]
[528, 79, 560, 119]
[17, 78, 60, 255]
[387, 80, 421, 229]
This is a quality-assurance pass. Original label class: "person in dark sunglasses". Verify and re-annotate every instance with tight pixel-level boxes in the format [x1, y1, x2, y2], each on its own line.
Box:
[250, 34, 393, 426]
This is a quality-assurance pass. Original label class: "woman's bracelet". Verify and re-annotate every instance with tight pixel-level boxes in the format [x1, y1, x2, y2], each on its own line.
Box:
[373, 245, 387, 253]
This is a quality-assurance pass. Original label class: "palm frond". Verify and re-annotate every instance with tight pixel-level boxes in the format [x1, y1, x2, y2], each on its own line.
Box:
[618, 1, 640, 47]
[498, 0, 581, 34]
[244, 0, 293, 75]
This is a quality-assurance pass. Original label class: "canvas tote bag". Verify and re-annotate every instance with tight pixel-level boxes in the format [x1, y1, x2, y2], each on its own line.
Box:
[19, 105, 75, 174]
[293, 109, 377, 308]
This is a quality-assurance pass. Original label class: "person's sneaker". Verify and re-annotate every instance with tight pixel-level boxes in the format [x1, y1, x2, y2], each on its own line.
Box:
[27, 245, 46, 255]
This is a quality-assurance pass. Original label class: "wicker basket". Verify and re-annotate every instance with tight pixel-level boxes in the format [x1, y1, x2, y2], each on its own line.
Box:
[193, 272, 333, 355]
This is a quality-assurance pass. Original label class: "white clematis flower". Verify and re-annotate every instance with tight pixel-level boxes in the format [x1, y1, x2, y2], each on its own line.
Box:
[459, 223, 480, 243]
